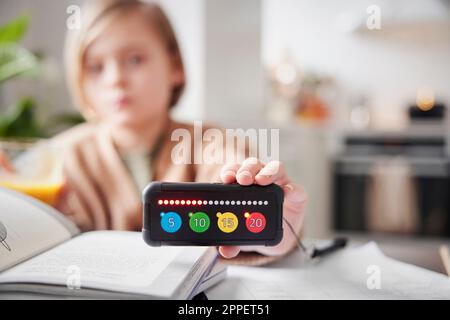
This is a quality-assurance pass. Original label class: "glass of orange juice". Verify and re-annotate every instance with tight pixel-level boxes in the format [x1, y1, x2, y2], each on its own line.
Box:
[0, 139, 63, 206]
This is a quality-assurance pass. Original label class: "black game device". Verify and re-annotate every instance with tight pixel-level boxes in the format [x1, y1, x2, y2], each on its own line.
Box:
[142, 182, 284, 246]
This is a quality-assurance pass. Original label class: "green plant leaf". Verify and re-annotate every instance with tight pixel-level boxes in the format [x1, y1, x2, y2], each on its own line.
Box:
[0, 98, 46, 138]
[0, 15, 29, 43]
[0, 43, 39, 83]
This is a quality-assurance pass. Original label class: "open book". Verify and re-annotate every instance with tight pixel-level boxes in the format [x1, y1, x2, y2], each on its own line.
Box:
[0, 187, 223, 299]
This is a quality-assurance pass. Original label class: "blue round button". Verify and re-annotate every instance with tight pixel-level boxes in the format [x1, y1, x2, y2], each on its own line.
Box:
[160, 211, 182, 233]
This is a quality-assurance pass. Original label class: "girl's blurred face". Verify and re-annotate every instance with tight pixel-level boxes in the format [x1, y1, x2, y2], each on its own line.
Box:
[82, 11, 183, 128]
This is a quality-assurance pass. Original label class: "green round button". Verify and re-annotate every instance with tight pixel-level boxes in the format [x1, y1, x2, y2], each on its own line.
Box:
[189, 212, 210, 233]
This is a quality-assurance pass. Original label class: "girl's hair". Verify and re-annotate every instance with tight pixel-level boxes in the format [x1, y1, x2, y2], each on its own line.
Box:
[65, 0, 185, 119]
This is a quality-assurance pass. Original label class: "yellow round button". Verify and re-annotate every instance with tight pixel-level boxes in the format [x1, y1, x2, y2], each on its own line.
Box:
[216, 212, 238, 233]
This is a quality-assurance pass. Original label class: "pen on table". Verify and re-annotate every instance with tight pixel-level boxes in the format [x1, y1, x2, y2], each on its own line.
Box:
[284, 216, 347, 259]
[310, 237, 348, 259]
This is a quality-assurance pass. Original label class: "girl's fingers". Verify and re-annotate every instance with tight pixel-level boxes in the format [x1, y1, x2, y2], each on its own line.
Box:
[220, 163, 241, 184]
[65, 191, 94, 231]
[255, 161, 288, 186]
[53, 182, 69, 212]
[217, 159, 307, 258]
[218, 246, 241, 259]
[0, 150, 15, 173]
[236, 157, 264, 185]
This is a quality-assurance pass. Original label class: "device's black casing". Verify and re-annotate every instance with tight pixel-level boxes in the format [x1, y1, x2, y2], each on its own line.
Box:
[142, 182, 284, 247]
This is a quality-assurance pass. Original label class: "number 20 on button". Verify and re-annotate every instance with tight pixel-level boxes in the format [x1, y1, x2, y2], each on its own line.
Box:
[245, 212, 266, 233]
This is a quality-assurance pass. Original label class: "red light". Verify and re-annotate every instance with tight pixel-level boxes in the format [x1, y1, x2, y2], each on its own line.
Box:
[186, 200, 191, 205]
[192, 200, 197, 205]
[158, 200, 163, 205]
[198, 200, 202, 205]
[169, 200, 174, 205]
[163, 200, 168, 205]
[181, 200, 185, 205]
[175, 200, 180, 205]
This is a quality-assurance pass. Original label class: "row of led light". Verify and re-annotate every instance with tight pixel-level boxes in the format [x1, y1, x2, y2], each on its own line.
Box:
[158, 199, 269, 206]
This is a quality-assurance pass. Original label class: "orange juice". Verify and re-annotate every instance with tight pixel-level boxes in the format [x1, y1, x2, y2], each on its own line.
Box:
[1, 140, 64, 206]
[0, 181, 63, 206]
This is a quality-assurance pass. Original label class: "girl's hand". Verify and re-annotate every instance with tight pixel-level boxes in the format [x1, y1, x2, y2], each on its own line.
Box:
[0, 149, 15, 173]
[217, 157, 307, 259]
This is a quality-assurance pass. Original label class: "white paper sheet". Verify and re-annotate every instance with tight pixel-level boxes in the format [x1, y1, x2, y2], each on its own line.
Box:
[206, 242, 450, 299]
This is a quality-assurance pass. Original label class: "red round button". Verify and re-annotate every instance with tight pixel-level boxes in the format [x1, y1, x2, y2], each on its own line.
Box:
[245, 212, 266, 233]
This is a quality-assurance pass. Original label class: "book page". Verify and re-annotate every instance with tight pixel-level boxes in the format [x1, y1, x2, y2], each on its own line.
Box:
[0, 188, 78, 272]
[0, 231, 210, 298]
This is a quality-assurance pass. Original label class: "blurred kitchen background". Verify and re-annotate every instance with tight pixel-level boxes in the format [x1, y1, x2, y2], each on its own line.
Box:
[1, 0, 450, 239]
